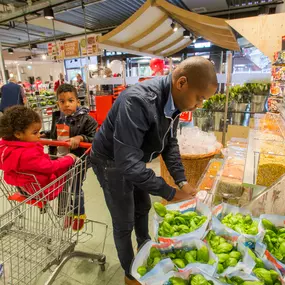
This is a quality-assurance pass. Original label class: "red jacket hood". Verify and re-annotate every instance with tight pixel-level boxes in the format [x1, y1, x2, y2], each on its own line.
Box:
[0, 140, 44, 173]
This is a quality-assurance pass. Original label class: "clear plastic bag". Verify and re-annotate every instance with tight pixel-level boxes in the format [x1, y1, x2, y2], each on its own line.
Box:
[153, 198, 211, 243]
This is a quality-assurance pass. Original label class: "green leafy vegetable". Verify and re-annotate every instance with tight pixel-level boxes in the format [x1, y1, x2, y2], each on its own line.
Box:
[154, 202, 167, 217]
[262, 219, 285, 263]
[154, 202, 207, 238]
[221, 213, 258, 235]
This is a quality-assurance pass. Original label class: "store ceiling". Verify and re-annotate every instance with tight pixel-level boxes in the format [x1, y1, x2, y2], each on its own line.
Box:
[0, 0, 283, 49]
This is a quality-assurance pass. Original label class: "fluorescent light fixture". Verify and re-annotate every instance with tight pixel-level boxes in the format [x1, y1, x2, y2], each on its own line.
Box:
[42, 54, 47, 60]
[194, 42, 211, 48]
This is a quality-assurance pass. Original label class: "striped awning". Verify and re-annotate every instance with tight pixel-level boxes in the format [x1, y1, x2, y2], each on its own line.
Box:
[98, 0, 240, 58]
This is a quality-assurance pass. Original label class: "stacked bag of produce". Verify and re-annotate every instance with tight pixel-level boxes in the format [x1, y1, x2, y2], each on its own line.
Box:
[153, 199, 211, 243]
[177, 127, 221, 155]
[132, 199, 285, 285]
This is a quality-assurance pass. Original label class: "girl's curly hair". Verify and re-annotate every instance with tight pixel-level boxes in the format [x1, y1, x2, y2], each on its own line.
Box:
[0, 106, 41, 140]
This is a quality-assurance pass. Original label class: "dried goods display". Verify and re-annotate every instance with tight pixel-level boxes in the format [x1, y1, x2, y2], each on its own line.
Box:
[197, 159, 223, 191]
[257, 153, 285, 187]
[213, 154, 248, 206]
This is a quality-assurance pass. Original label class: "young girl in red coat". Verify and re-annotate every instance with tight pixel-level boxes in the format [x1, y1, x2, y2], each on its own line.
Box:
[0, 106, 81, 228]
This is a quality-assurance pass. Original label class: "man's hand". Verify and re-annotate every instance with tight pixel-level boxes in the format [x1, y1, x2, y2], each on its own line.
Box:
[67, 136, 83, 149]
[181, 183, 197, 196]
[171, 189, 196, 202]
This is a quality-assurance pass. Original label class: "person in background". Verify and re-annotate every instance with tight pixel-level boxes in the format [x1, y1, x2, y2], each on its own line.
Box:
[35, 77, 42, 90]
[23, 80, 32, 91]
[0, 77, 27, 113]
[76, 74, 87, 103]
[90, 56, 218, 285]
[54, 73, 65, 92]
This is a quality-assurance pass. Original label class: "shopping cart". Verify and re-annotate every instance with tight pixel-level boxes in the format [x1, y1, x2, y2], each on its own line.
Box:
[0, 140, 108, 285]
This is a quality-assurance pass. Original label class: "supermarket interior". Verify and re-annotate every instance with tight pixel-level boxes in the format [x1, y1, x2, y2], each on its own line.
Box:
[2, 0, 285, 285]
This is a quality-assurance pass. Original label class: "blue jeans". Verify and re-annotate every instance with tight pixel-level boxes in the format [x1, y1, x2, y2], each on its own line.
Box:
[91, 155, 151, 278]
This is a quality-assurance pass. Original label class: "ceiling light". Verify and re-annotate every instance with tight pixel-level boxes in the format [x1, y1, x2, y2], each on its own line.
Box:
[171, 22, 178, 32]
[183, 30, 190, 39]
[9, 73, 14, 78]
[8, 48, 14, 54]
[27, 65, 32, 70]
[42, 54, 47, 60]
[44, 7, 54, 20]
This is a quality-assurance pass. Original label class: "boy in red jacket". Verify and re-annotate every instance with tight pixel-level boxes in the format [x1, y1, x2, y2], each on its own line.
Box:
[0, 106, 76, 201]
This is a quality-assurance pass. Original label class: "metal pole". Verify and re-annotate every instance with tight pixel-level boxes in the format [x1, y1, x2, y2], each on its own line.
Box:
[82, 0, 90, 107]
[222, 51, 232, 146]
[24, 16, 33, 60]
[52, 19, 59, 61]
[219, 51, 224, 92]
[0, 43, 7, 84]
[169, 57, 173, 72]
[16, 64, 21, 81]
[121, 61, 125, 86]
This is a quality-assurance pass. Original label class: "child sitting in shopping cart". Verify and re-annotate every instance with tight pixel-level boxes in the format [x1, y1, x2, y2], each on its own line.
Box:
[41, 83, 98, 231]
[0, 105, 76, 205]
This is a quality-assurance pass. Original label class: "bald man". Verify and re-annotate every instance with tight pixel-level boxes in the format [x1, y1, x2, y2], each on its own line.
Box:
[90, 56, 217, 285]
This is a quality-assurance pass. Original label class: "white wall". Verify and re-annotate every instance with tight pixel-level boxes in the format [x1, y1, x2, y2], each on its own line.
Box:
[6, 62, 64, 83]
[276, 3, 285, 13]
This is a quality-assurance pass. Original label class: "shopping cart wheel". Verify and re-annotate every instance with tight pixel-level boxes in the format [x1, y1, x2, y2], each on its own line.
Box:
[100, 263, 106, 272]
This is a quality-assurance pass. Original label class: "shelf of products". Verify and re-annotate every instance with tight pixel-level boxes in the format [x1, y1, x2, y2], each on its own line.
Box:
[242, 111, 285, 196]
[197, 138, 253, 207]
[27, 90, 57, 132]
[27, 90, 57, 110]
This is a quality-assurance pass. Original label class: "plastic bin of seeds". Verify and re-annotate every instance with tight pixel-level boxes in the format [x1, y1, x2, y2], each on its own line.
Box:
[196, 159, 224, 192]
[211, 149, 249, 206]
[257, 149, 285, 187]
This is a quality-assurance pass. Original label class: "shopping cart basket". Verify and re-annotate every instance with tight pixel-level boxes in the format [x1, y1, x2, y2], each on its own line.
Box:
[0, 140, 108, 285]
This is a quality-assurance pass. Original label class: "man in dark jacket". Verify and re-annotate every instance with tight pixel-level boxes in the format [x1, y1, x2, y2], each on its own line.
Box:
[0, 78, 27, 112]
[90, 57, 218, 284]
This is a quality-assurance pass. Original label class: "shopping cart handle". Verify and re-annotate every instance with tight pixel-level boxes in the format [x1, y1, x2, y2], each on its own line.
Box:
[39, 139, 92, 149]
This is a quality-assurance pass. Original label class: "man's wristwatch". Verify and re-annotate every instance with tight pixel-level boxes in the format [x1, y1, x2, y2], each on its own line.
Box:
[178, 181, 188, 189]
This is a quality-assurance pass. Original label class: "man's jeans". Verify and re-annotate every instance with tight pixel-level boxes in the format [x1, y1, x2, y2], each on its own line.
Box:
[91, 155, 151, 277]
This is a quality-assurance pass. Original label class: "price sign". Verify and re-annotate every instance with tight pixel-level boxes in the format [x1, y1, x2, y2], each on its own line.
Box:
[64, 41, 79, 58]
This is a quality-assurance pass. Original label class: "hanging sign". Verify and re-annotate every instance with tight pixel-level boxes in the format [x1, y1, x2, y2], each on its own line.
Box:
[47, 42, 64, 60]
[80, 35, 102, 56]
[47, 34, 101, 60]
[64, 41, 79, 58]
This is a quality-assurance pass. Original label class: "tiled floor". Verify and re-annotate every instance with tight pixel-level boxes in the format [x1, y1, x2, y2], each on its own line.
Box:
[35, 160, 161, 285]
